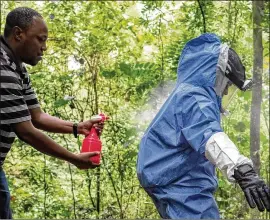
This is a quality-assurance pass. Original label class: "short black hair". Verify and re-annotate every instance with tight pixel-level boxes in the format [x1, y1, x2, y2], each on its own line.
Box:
[4, 7, 42, 37]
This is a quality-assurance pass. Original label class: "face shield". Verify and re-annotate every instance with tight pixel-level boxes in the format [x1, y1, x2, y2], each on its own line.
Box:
[220, 48, 253, 116]
[221, 82, 238, 110]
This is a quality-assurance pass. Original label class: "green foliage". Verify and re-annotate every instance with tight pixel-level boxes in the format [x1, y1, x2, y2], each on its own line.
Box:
[1, 1, 269, 219]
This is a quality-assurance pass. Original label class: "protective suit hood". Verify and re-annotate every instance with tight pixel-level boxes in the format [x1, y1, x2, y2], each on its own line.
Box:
[177, 33, 221, 86]
[176, 33, 229, 110]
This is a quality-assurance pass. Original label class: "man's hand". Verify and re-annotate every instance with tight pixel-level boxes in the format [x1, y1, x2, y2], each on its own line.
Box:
[234, 164, 270, 212]
[71, 152, 101, 169]
[13, 121, 102, 170]
[78, 115, 104, 136]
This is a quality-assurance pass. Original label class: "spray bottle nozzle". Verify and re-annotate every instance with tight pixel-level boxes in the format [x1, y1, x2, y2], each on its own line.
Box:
[91, 113, 109, 122]
[99, 113, 109, 122]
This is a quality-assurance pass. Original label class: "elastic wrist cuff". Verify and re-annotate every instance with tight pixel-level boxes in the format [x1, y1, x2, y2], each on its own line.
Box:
[235, 164, 253, 175]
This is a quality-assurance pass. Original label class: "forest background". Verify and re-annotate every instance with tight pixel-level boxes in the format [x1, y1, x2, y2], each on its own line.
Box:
[0, 1, 269, 219]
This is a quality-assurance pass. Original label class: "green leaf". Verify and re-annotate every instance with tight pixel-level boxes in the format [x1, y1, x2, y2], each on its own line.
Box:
[54, 99, 69, 108]
[234, 121, 246, 132]
[101, 70, 116, 79]
[119, 62, 131, 75]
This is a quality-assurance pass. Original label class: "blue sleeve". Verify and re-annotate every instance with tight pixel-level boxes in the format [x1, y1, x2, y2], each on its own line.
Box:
[178, 90, 223, 154]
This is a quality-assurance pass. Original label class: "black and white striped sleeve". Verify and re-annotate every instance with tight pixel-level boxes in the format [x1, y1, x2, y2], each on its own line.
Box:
[0, 63, 31, 125]
[22, 69, 40, 110]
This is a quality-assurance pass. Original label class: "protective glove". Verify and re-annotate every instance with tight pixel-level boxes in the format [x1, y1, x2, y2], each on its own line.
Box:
[234, 164, 270, 212]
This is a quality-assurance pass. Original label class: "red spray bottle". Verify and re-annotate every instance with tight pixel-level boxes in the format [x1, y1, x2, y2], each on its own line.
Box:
[81, 113, 109, 164]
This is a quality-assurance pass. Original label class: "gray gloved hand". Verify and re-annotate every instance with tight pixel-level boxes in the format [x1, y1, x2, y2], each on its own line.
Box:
[234, 164, 270, 212]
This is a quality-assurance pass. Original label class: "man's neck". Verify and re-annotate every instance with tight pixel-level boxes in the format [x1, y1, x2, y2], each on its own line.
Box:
[3, 36, 23, 65]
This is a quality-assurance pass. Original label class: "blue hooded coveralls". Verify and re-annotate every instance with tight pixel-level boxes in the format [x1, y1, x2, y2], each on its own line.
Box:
[137, 33, 224, 219]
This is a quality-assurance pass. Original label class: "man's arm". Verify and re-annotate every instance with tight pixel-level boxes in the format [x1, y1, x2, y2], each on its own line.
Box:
[11, 120, 99, 169]
[30, 107, 103, 136]
[205, 132, 252, 182]
[30, 107, 76, 133]
[179, 90, 270, 212]
[205, 132, 270, 212]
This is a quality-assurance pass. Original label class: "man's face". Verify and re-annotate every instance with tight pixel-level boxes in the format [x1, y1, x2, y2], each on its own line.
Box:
[17, 16, 48, 66]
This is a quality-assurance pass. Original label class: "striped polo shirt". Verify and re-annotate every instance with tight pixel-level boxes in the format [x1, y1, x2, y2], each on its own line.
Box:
[0, 35, 40, 166]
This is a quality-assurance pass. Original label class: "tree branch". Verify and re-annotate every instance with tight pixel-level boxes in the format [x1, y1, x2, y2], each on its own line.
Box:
[197, 0, 206, 33]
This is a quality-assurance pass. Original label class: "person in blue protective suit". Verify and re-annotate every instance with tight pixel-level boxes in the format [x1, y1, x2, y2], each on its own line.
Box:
[137, 33, 270, 219]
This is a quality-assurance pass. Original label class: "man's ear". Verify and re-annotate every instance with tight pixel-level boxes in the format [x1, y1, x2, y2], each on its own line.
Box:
[13, 26, 24, 41]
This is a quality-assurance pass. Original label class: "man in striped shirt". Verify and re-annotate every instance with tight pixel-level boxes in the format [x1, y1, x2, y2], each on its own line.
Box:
[0, 7, 104, 219]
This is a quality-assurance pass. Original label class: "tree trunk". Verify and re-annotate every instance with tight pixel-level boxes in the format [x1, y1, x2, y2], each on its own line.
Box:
[251, 0, 263, 175]
[250, 1, 264, 217]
